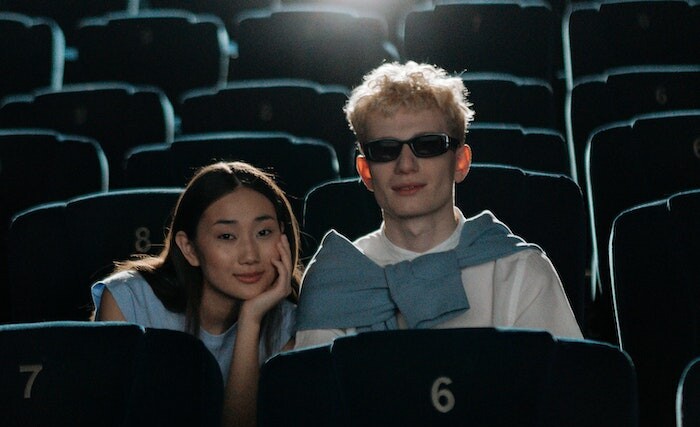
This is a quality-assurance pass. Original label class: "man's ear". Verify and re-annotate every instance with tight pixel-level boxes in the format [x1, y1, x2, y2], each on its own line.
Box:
[454, 144, 472, 183]
[356, 155, 375, 192]
[175, 231, 200, 267]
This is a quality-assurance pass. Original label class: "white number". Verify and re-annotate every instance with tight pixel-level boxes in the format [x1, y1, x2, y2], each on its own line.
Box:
[431, 376, 455, 413]
[134, 226, 152, 253]
[19, 364, 43, 399]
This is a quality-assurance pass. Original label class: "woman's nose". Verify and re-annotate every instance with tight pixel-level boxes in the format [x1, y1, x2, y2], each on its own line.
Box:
[238, 237, 260, 264]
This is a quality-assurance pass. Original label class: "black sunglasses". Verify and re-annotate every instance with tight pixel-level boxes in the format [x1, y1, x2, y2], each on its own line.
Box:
[358, 133, 460, 163]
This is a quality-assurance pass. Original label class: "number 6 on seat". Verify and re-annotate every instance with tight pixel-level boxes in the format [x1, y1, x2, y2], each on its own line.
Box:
[330, 328, 556, 426]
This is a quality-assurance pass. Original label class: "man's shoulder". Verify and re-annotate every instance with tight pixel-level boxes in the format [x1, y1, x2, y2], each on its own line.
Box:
[487, 247, 558, 281]
[460, 247, 550, 272]
[495, 246, 549, 264]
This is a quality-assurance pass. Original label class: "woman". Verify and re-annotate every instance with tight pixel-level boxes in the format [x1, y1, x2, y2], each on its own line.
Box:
[92, 161, 302, 426]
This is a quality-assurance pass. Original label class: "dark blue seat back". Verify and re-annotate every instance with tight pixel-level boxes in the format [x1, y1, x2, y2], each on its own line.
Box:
[678, 357, 700, 427]
[71, 10, 229, 103]
[233, 6, 399, 87]
[564, 0, 699, 81]
[7, 189, 181, 322]
[462, 73, 558, 129]
[259, 329, 638, 426]
[0, 321, 223, 427]
[403, 1, 559, 81]
[258, 344, 339, 427]
[0, 13, 64, 99]
[179, 80, 355, 176]
[610, 189, 700, 427]
[468, 124, 570, 176]
[124, 132, 340, 220]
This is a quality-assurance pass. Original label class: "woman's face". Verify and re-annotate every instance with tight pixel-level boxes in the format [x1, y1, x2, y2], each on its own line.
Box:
[179, 187, 284, 307]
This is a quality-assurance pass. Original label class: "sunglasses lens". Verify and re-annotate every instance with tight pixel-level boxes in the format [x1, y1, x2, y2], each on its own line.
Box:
[365, 139, 402, 162]
[362, 134, 453, 162]
[411, 135, 447, 157]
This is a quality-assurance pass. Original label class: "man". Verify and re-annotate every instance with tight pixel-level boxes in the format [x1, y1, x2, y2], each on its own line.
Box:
[295, 61, 582, 348]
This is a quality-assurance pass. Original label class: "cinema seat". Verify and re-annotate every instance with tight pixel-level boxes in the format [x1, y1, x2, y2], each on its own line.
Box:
[7, 189, 181, 322]
[0, 321, 223, 427]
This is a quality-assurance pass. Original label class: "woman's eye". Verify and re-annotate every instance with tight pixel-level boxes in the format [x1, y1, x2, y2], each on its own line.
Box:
[219, 233, 236, 240]
[258, 229, 273, 237]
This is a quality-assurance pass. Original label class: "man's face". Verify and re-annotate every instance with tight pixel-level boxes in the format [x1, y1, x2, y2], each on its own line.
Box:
[356, 107, 470, 225]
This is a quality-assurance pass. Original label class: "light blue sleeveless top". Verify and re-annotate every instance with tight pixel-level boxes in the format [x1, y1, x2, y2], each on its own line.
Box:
[91, 270, 296, 380]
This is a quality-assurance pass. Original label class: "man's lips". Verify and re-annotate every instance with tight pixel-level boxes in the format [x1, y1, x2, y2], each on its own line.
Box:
[235, 272, 264, 284]
[392, 183, 426, 195]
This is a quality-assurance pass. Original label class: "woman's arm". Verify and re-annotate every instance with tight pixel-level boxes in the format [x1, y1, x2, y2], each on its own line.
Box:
[96, 288, 127, 321]
[224, 313, 262, 427]
[221, 235, 293, 427]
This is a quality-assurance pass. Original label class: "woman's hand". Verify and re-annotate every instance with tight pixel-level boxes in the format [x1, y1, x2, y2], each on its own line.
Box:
[239, 234, 292, 325]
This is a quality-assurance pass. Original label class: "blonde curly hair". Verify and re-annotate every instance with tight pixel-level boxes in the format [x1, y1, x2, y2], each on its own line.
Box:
[344, 61, 475, 144]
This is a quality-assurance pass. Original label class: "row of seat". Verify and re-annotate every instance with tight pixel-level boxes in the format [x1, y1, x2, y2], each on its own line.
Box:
[3, 1, 698, 96]
[0, 10, 229, 103]
[0, 75, 577, 180]
[0, 0, 589, 57]
[259, 328, 638, 426]
[2, 65, 695, 180]
[1, 316, 698, 426]
[0, 322, 644, 427]
[5, 319, 695, 427]
[0, 0, 411, 48]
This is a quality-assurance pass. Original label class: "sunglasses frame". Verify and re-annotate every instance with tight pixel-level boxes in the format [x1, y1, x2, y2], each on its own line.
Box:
[357, 133, 461, 163]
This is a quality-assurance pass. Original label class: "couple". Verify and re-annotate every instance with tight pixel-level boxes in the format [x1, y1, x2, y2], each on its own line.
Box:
[91, 61, 581, 426]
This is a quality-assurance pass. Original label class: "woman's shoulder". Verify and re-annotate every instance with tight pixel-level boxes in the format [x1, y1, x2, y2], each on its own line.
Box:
[94, 269, 157, 304]
[93, 269, 181, 327]
[99, 269, 147, 287]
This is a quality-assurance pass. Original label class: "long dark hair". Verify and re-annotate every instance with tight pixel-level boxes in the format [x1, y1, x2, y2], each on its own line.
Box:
[115, 161, 302, 352]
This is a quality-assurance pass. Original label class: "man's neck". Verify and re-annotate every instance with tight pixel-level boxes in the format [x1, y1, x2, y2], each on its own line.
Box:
[383, 208, 460, 253]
